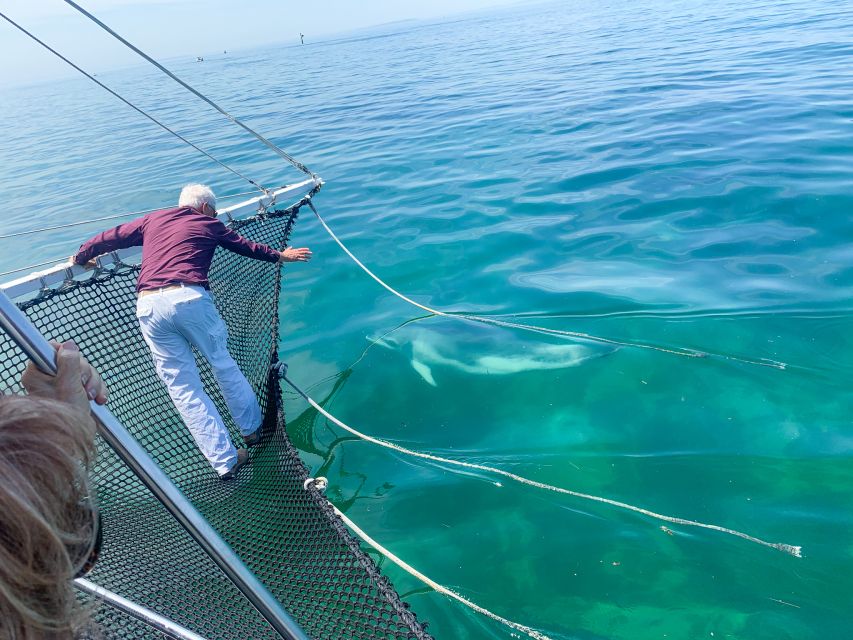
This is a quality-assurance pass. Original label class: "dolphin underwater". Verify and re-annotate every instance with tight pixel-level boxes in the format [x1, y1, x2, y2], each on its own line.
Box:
[373, 324, 613, 387]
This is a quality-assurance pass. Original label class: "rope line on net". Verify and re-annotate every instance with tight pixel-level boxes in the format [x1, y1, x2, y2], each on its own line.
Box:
[62, 0, 316, 179]
[320, 494, 552, 640]
[0, 189, 274, 241]
[0, 11, 267, 194]
[284, 373, 802, 557]
[306, 202, 788, 370]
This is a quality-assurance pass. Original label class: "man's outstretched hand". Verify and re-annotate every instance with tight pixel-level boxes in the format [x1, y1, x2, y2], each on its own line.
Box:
[279, 247, 312, 263]
[68, 255, 97, 270]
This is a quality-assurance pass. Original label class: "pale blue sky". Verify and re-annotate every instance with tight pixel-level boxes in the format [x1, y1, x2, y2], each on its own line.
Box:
[0, 0, 529, 88]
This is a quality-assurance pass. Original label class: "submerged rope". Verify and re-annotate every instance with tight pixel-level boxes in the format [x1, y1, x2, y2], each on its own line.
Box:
[306, 203, 788, 370]
[0, 11, 267, 193]
[473, 315, 787, 370]
[284, 373, 802, 557]
[62, 0, 315, 178]
[326, 499, 552, 640]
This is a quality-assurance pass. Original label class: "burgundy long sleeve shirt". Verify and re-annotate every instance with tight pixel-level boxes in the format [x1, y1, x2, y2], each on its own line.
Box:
[74, 207, 281, 292]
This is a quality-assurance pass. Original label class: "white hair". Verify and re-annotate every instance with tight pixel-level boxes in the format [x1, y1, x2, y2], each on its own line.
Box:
[178, 184, 216, 211]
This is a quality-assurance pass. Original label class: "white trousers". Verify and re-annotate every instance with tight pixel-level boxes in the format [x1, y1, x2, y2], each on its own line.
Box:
[136, 285, 262, 476]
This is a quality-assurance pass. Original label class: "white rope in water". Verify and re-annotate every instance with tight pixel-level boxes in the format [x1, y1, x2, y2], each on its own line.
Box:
[326, 498, 553, 640]
[307, 202, 788, 370]
[470, 315, 787, 370]
[285, 374, 802, 557]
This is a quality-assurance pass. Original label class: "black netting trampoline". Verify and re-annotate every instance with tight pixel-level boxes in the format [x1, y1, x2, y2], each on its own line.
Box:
[0, 197, 432, 640]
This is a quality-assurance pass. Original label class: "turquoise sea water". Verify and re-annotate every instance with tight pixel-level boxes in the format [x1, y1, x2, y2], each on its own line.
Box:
[2, 0, 853, 638]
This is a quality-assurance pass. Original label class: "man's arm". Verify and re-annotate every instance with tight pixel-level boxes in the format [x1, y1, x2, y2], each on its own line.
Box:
[219, 227, 312, 263]
[279, 247, 312, 263]
[73, 217, 146, 265]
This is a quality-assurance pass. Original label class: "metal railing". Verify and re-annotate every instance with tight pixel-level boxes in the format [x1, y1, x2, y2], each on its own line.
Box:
[0, 291, 309, 640]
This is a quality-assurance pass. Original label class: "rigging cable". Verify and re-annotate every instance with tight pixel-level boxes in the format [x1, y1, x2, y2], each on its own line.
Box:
[306, 201, 789, 370]
[0, 190, 269, 241]
[62, 0, 316, 179]
[285, 373, 802, 557]
[0, 11, 267, 194]
[0, 207, 166, 241]
[0, 188, 291, 277]
[0, 256, 71, 279]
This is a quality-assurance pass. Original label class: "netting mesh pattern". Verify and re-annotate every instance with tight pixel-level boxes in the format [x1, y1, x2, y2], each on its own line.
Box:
[76, 592, 171, 640]
[0, 201, 431, 640]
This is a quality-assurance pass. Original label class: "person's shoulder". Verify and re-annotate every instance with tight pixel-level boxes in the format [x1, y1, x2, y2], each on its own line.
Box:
[158, 206, 195, 216]
[151, 207, 217, 223]
[208, 215, 229, 231]
[148, 206, 187, 220]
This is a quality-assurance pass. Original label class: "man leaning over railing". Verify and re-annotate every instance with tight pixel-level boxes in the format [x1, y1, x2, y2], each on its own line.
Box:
[71, 184, 311, 480]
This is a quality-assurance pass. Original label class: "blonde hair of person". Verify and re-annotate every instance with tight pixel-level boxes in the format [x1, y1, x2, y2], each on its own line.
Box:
[0, 395, 99, 639]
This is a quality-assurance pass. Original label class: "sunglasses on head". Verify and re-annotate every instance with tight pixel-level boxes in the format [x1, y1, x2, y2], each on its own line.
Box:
[72, 505, 102, 579]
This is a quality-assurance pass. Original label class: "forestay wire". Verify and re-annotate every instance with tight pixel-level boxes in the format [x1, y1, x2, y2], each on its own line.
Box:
[61, 0, 316, 179]
[0, 11, 267, 194]
[0, 256, 72, 279]
[0, 192, 271, 276]
[286, 373, 802, 557]
[0, 207, 168, 241]
[0, 190, 265, 242]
